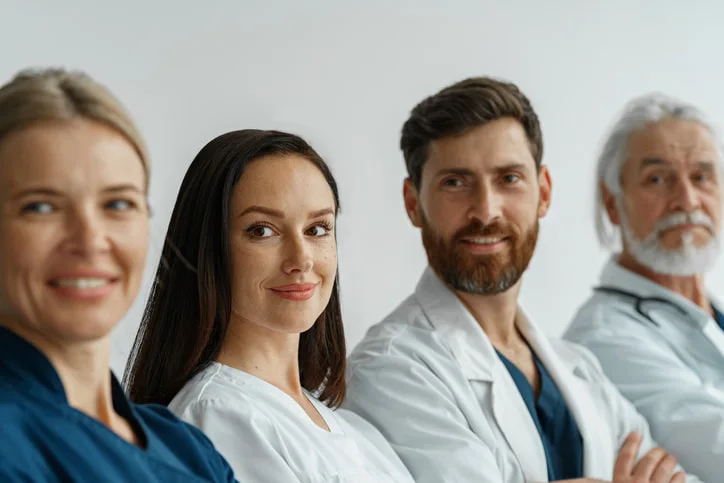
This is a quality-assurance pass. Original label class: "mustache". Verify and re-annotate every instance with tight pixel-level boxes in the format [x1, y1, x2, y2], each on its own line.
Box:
[453, 219, 513, 240]
[654, 210, 714, 235]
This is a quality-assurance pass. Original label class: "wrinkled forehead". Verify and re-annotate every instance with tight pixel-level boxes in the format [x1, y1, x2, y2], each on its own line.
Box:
[623, 119, 722, 173]
[0, 120, 146, 197]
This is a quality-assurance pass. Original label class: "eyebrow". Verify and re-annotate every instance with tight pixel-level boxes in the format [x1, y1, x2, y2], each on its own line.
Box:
[103, 184, 145, 194]
[9, 184, 144, 201]
[238, 205, 335, 218]
[491, 162, 529, 174]
[435, 162, 530, 177]
[639, 158, 717, 171]
[639, 157, 669, 170]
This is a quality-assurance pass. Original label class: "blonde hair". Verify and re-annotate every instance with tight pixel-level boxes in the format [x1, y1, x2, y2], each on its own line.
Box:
[0, 67, 150, 188]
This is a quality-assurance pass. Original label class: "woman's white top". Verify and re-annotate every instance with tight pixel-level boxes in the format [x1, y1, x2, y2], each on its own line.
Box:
[168, 362, 414, 483]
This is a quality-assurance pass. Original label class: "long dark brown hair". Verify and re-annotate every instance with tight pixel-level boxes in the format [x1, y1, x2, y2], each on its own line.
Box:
[123, 129, 346, 407]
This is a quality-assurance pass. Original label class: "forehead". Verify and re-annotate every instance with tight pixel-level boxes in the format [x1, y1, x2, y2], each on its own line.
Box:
[624, 119, 719, 168]
[425, 118, 536, 175]
[0, 119, 145, 194]
[231, 154, 335, 211]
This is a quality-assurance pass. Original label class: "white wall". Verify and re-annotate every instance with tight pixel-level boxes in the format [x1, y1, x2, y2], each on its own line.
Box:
[2, 0, 723, 374]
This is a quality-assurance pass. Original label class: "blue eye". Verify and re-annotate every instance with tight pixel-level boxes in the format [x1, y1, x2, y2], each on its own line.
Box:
[21, 202, 54, 214]
[106, 199, 134, 211]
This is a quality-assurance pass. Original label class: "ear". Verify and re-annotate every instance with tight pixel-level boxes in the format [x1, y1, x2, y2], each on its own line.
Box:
[403, 178, 423, 228]
[537, 165, 552, 218]
[601, 182, 621, 226]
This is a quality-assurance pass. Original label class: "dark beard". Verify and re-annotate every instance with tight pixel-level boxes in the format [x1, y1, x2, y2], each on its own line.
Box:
[421, 215, 539, 295]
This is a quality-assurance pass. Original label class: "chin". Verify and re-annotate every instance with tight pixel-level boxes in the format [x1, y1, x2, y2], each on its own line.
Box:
[48, 310, 122, 342]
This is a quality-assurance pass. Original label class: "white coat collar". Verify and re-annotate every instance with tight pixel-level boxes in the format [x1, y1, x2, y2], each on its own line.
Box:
[414, 267, 615, 479]
[600, 257, 722, 330]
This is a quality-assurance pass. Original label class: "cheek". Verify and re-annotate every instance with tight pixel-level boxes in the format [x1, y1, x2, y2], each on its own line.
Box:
[315, 240, 338, 283]
[424, 198, 465, 236]
[114, 222, 149, 275]
[229, 242, 276, 298]
[623, 193, 661, 230]
[0, 226, 46, 311]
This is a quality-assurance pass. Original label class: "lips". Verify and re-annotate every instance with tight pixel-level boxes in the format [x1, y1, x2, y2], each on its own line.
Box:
[47, 272, 119, 300]
[270, 283, 317, 292]
[268, 283, 318, 301]
[459, 235, 508, 245]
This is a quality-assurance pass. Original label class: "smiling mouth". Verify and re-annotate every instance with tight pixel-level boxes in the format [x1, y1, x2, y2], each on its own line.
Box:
[460, 236, 508, 245]
[269, 283, 318, 301]
[49, 278, 113, 288]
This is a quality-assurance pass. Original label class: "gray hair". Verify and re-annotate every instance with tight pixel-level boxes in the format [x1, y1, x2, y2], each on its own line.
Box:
[595, 93, 722, 249]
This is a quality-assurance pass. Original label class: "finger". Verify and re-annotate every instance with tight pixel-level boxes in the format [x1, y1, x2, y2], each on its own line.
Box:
[613, 432, 642, 478]
[671, 471, 687, 483]
[632, 447, 668, 480]
[650, 454, 677, 483]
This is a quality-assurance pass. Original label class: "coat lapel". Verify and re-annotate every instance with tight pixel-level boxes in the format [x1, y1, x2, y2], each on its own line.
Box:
[518, 310, 616, 479]
[415, 268, 549, 481]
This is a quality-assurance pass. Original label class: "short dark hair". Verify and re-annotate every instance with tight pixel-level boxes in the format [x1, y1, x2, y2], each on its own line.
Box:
[400, 76, 543, 188]
[124, 129, 347, 408]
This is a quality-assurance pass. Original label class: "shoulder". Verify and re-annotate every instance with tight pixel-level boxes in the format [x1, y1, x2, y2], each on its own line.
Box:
[349, 296, 446, 367]
[134, 403, 235, 482]
[168, 370, 278, 441]
[566, 290, 643, 338]
[134, 402, 220, 447]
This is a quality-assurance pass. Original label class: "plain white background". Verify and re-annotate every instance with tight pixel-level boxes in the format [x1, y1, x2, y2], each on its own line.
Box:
[1, 0, 723, 374]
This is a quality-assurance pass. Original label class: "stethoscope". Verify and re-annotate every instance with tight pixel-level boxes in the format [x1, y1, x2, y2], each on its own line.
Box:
[592, 286, 688, 328]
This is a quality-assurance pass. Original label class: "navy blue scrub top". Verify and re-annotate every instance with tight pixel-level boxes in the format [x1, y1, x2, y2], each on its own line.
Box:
[497, 350, 584, 481]
[713, 305, 724, 331]
[0, 326, 236, 482]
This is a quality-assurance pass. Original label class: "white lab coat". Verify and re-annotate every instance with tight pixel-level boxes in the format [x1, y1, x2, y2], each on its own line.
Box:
[168, 362, 414, 483]
[344, 267, 702, 483]
[565, 258, 724, 483]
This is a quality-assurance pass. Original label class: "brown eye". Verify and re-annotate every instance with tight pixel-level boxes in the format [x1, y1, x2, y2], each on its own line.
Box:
[442, 178, 463, 187]
[306, 224, 330, 236]
[246, 225, 274, 238]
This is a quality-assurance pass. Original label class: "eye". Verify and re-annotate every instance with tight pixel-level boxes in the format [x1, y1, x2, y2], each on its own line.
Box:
[21, 201, 54, 214]
[692, 171, 712, 183]
[106, 199, 135, 211]
[246, 224, 276, 239]
[646, 174, 664, 185]
[502, 174, 521, 184]
[306, 221, 333, 237]
[442, 177, 464, 187]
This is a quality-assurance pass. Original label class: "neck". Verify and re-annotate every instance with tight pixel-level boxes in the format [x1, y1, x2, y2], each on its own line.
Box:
[0, 317, 116, 422]
[218, 312, 303, 398]
[454, 281, 524, 350]
[618, 251, 710, 312]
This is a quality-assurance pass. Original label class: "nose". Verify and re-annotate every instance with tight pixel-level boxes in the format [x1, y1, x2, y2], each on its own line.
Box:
[670, 177, 701, 212]
[468, 184, 502, 224]
[281, 235, 313, 274]
[66, 207, 111, 256]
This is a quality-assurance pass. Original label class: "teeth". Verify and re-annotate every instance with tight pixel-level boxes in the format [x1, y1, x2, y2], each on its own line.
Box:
[465, 237, 504, 244]
[53, 278, 109, 289]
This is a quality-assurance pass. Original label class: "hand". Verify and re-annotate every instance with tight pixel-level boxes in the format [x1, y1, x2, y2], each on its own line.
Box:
[613, 432, 685, 483]
[554, 479, 609, 482]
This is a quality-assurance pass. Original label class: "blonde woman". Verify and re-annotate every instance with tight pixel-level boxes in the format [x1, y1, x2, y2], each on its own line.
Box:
[0, 68, 235, 482]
